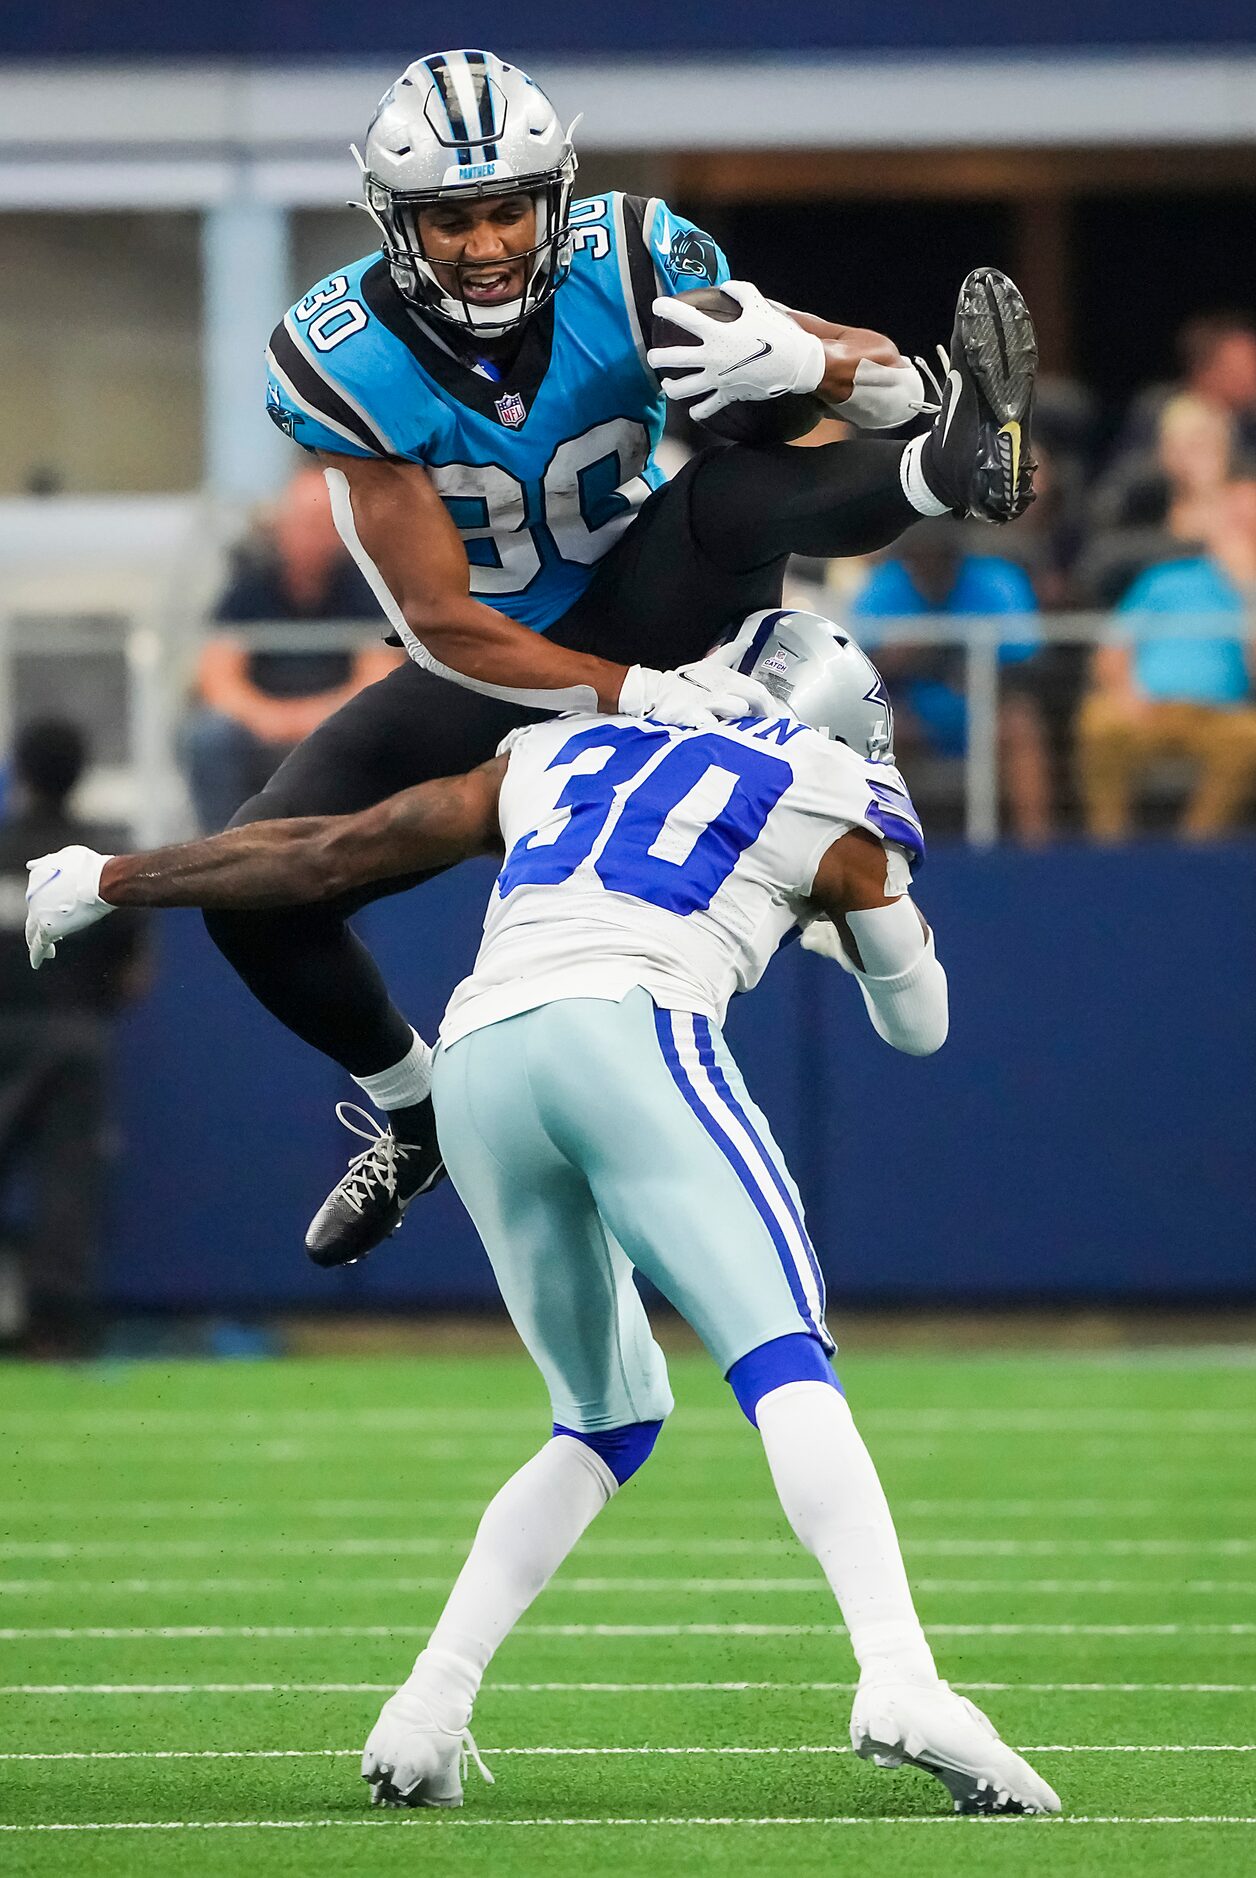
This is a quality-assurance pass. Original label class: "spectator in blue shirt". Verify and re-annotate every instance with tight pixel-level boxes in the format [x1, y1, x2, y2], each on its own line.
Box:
[1077, 479, 1256, 839]
[850, 519, 1052, 841]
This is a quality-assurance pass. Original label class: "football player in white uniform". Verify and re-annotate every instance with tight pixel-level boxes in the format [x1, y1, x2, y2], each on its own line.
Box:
[26, 615, 1059, 1820]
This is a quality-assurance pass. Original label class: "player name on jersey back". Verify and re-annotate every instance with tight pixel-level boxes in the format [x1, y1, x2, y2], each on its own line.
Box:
[439, 713, 924, 1047]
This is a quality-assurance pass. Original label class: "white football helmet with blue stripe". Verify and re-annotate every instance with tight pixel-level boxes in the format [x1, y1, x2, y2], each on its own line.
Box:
[719, 610, 895, 763]
[356, 49, 578, 337]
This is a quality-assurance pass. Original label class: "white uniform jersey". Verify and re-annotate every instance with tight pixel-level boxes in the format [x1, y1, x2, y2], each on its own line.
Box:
[440, 712, 923, 1047]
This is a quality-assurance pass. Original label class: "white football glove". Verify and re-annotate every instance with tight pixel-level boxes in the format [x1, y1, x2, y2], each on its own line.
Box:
[25, 846, 114, 969]
[619, 659, 776, 729]
[647, 280, 826, 421]
[800, 915, 858, 971]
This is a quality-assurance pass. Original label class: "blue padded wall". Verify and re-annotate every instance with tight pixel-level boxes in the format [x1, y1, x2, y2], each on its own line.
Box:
[104, 845, 1256, 1310]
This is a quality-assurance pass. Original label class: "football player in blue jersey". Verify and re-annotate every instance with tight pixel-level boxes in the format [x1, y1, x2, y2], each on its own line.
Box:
[221, 48, 1037, 1267]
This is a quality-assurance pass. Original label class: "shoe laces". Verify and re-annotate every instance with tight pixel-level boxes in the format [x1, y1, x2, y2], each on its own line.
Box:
[909, 345, 950, 416]
[460, 1725, 495, 1788]
[331, 1102, 417, 1216]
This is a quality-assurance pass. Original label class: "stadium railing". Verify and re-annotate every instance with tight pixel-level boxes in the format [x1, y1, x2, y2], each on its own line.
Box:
[0, 607, 1249, 844]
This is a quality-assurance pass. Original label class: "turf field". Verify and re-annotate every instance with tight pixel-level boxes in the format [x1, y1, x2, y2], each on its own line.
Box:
[0, 1347, 1253, 1875]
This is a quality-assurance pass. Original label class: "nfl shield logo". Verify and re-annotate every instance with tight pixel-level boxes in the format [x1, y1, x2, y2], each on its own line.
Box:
[495, 391, 527, 428]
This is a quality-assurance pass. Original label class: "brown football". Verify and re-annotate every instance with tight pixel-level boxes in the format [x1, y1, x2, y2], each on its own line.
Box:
[651, 287, 829, 446]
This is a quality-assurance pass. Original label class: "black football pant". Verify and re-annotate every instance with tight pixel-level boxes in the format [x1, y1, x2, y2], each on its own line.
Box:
[205, 438, 916, 1075]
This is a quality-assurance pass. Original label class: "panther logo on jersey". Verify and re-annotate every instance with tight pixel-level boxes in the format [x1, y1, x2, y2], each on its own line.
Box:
[654, 212, 720, 289]
[265, 383, 301, 440]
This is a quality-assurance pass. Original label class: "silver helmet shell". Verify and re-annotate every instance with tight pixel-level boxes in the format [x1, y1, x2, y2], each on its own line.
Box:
[357, 50, 578, 338]
[722, 609, 895, 762]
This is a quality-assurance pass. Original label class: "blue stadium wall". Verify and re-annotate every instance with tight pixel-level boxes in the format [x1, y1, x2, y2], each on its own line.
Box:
[5, 3, 1255, 56]
[104, 846, 1256, 1311]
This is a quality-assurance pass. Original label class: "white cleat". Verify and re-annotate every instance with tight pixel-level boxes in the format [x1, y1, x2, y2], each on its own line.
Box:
[361, 1685, 494, 1809]
[851, 1679, 1061, 1816]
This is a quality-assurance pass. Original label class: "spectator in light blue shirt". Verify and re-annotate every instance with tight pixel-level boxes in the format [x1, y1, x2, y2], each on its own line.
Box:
[850, 519, 1052, 841]
[1077, 479, 1256, 839]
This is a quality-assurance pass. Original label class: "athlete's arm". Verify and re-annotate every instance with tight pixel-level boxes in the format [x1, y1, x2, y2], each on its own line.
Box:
[319, 453, 627, 712]
[784, 309, 926, 430]
[24, 762, 507, 965]
[317, 454, 771, 726]
[802, 827, 948, 1056]
[647, 282, 925, 430]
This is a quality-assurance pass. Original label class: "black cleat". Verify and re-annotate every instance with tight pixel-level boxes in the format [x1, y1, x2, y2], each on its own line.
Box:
[305, 1100, 445, 1268]
[919, 267, 1038, 524]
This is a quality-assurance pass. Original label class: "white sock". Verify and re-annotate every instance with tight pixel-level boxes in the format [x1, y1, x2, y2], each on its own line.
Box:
[899, 433, 950, 517]
[756, 1381, 938, 1687]
[402, 1435, 617, 1725]
[351, 1029, 433, 1111]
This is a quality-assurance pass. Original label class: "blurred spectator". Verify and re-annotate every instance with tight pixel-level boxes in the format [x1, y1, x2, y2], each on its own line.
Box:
[0, 721, 148, 1356]
[1114, 314, 1256, 466]
[1076, 479, 1256, 841]
[850, 521, 1053, 842]
[1158, 397, 1236, 544]
[1091, 393, 1236, 540]
[180, 467, 399, 831]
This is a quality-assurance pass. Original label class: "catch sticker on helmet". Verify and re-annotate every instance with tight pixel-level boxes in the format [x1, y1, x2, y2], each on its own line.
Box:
[720, 609, 896, 764]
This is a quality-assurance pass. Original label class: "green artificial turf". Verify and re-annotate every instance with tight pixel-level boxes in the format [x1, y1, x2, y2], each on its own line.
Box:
[0, 1347, 1254, 1875]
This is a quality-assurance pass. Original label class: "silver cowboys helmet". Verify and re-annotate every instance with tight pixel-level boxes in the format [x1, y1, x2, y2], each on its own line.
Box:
[355, 49, 579, 338]
[720, 609, 895, 762]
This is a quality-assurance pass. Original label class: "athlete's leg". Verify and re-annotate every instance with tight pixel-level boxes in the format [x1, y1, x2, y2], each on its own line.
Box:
[523, 992, 1057, 1814]
[200, 657, 537, 1265]
[361, 1016, 671, 1805]
[202, 658, 529, 1074]
[551, 440, 932, 672]
[687, 437, 925, 571]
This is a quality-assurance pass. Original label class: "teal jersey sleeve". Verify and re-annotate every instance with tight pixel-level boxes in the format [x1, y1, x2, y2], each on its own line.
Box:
[264, 254, 433, 461]
[640, 198, 731, 297]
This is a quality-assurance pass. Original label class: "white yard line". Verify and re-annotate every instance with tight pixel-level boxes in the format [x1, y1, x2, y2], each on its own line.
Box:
[3, 1535, 1252, 1560]
[2, 1745, 1254, 1763]
[4, 1680, 1256, 1696]
[2, 1815, 1255, 1833]
[2, 1621, 1253, 1640]
[3, 1574, 1256, 1598]
[0, 1496, 1242, 1522]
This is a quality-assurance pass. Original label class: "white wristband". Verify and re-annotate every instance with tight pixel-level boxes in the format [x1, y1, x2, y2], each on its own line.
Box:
[835, 358, 927, 431]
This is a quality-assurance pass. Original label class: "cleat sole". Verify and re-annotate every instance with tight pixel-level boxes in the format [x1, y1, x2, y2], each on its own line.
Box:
[856, 1731, 1051, 1817]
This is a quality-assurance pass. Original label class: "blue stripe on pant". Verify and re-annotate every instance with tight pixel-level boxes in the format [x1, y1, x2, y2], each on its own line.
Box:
[431, 990, 834, 1432]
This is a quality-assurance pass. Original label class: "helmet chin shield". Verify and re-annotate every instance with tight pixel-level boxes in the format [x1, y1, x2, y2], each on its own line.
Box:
[720, 609, 896, 762]
[356, 50, 579, 338]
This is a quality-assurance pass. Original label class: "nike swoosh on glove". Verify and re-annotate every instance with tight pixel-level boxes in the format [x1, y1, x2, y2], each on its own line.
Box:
[25, 845, 114, 969]
[647, 280, 826, 422]
[619, 661, 777, 729]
